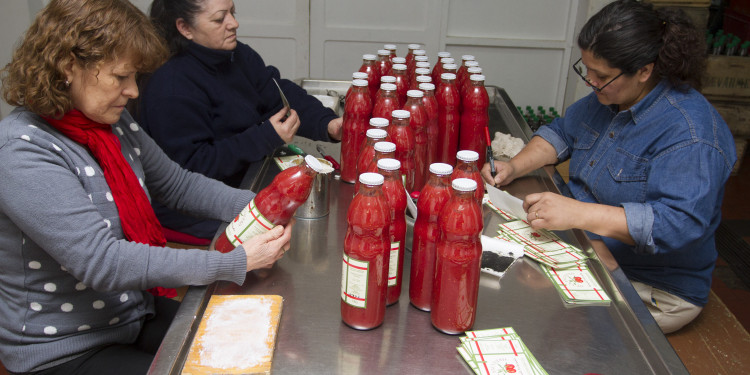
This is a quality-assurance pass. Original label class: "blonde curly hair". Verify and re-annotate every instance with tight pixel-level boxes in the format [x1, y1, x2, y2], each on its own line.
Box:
[1, 0, 168, 118]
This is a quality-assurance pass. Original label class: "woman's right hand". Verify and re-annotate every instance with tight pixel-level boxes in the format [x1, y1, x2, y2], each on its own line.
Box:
[242, 220, 295, 272]
[481, 160, 516, 187]
[270, 108, 301, 143]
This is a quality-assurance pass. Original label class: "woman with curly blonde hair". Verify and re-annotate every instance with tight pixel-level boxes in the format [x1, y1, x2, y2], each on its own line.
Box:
[0, 0, 293, 373]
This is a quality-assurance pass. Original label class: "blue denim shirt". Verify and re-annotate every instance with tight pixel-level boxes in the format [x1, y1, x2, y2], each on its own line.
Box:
[536, 80, 736, 306]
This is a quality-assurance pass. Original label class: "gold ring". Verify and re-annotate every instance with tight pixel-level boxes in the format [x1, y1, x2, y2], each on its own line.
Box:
[535, 211, 539, 219]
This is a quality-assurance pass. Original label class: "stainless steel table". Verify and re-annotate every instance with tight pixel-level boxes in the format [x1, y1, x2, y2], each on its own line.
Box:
[149, 82, 688, 374]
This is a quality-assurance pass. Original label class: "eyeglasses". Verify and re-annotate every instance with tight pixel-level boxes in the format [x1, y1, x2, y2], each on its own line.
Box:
[572, 58, 624, 93]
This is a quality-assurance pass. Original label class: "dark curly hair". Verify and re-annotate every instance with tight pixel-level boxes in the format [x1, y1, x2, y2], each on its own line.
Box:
[1, 0, 168, 118]
[577, 0, 706, 91]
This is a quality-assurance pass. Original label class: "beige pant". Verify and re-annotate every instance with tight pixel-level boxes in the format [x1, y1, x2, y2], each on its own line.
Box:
[631, 280, 703, 334]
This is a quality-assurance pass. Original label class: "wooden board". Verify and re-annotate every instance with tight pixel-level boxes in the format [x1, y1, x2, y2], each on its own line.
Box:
[182, 295, 283, 375]
[702, 56, 750, 101]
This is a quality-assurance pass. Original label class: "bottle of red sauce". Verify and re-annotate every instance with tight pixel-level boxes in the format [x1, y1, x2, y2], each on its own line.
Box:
[431, 51, 451, 85]
[359, 54, 380, 103]
[407, 49, 426, 83]
[405, 44, 422, 71]
[355, 141, 396, 192]
[367, 116, 391, 140]
[372, 83, 399, 122]
[431, 178, 483, 334]
[389, 110, 415, 192]
[452, 150, 485, 203]
[459, 74, 490, 169]
[456, 55, 475, 89]
[392, 56, 406, 68]
[384, 44, 398, 61]
[377, 158, 407, 306]
[345, 72, 369, 98]
[341, 172, 391, 330]
[409, 67, 431, 90]
[436, 73, 461, 166]
[419, 82, 439, 169]
[409, 163, 453, 311]
[391, 64, 409, 107]
[403, 90, 429, 192]
[461, 66, 483, 97]
[376, 49, 393, 81]
[439, 62, 458, 92]
[215, 155, 325, 253]
[356, 127, 389, 180]
[340, 79, 372, 183]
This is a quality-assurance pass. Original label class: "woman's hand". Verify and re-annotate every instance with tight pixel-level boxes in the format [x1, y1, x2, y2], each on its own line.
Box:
[242, 218, 296, 272]
[270, 108, 301, 143]
[327, 117, 343, 141]
[481, 160, 516, 187]
[523, 192, 583, 231]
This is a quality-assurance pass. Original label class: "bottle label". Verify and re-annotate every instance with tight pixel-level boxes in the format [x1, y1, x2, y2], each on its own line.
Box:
[341, 254, 369, 308]
[388, 241, 400, 286]
[224, 199, 275, 248]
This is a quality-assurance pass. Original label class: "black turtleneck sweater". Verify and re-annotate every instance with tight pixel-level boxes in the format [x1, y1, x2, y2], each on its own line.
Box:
[139, 41, 337, 238]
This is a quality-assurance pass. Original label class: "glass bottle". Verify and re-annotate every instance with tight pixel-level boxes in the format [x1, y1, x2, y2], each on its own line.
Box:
[461, 66, 483, 97]
[372, 83, 399, 122]
[391, 64, 409, 108]
[358, 54, 381, 103]
[367, 116, 391, 141]
[457, 58, 478, 92]
[355, 141, 396, 192]
[345, 72, 369, 99]
[459, 74, 490, 169]
[410, 67, 431, 90]
[215, 155, 324, 252]
[403, 90, 429, 192]
[409, 163, 453, 311]
[340, 79, 372, 183]
[431, 178, 483, 334]
[436, 73, 461, 166]
[378, 158, 407, 306]
[452, 150, 484, 203]
[431, 51, 451, 85]
[384, 44, 398, 60]
[356, 127, 389, 180]
[342, 172, 391, 330]
[380, 75, 396, 85]
[438, 62, 458, 92]
[376, 49, 393, 79]
[419, 82, 439, 169]
[405, 44, 422, 70]
[389, 110, 415, 192]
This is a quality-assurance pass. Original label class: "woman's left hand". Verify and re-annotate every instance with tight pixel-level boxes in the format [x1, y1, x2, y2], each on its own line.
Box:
[327, 117, 343, 141]
[523, 192, 583, 231]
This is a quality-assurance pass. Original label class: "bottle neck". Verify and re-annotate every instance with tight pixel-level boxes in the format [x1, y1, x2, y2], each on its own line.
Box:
[452, 189, 477, 201]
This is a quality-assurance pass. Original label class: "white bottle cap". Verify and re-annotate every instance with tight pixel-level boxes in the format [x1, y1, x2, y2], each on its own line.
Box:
[304, 154, 325, 172]
[392, 109, 410, 119]
[368, 118, 390, 129]
[429, 163, 453, 176]
[456, 150, 479, 162]
[467, 67, 483, 74]
[377, 158, 401, 171]
[407, 90, 424, 98]
[374, 141, 397, 153]
[414, 49, 426, 56]
[416, 75, 432, 84]
[352, 79, 369, 87]
[419, 82, 435, 91]
[452, 178, 478, 192]
[380, 83, 397, 91]
[415, 55, 429, 62]
[352, 72, 368, 80]
[443, 63, 458, 71]
[359, 172, 384, 186]
[442, 58, 455, 65]
[465, 60, 479, 67]
[440, 73, 456, 80]
[415, 62, 431, 69]
[461, 55, 476, 61]
[437, 51, 452, 58]
[378, 49, 390, 56]
[408, 44, 422, 50]
[415, 68, 431, 75]
[392, 57, 406, 64]
[363, 54, 376, 60]
[380, 75, 396, 83]
[384, 44, 397, 51]
[366, 127, 388, 139]
[469, 74, 486, 82]
[392, 64, 407, 71]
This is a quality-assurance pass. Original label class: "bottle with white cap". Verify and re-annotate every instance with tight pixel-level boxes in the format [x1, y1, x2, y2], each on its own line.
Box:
[403, 90, 429, 192]
[358, 54, 380, 102]
[431, 51, 452, 83]
[419, 82, 440, 167]
[372, 83, 399, 121]
[376, 49, 393, 78]
[355, 141, 396, 192]
[452, 150, 485, 203]
[410, 67, 432, 90]
[342, 172, 391, 330]
[340, 78, 372, 183]
[457, 58, 478, 89]
[389, 110, 415, 191]
[384, 44, 398, 60]
[356, 126, 389, 179]
[436, 73, 461, 166]
[409, 162, 454, 311]
[459, 75, 489, 169]
[390, 63, 409, 107]
[405, 44, 422, 68]
[432, 178, 483, 334]
[377, 158, 407, 306]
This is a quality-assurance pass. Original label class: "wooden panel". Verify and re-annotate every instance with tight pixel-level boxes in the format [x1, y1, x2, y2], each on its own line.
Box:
[702, 56, 750, 100]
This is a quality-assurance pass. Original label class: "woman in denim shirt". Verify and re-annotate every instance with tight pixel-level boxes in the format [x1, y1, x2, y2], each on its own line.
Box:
[482, 0, 736, 333]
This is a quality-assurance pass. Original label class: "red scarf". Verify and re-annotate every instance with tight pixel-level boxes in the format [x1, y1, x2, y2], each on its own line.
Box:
[44, 110, 176, 298]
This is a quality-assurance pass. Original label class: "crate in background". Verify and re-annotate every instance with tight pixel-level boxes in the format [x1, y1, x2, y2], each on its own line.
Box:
[702, 55, 750, 101]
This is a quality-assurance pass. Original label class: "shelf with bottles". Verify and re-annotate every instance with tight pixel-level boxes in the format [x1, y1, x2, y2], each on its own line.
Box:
[517, 105, 560, 132]
[707, 29, 750, 56]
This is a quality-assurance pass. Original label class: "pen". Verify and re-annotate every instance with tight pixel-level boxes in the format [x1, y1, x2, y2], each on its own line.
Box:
[287, 144, 307, 156]
[485, 127, 496, 178]
[316, 144, 341, 170]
